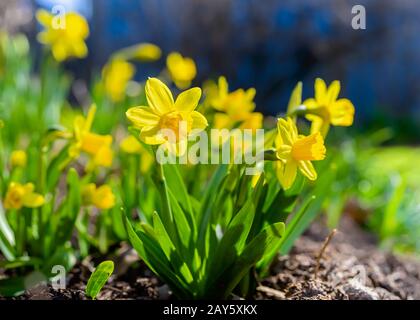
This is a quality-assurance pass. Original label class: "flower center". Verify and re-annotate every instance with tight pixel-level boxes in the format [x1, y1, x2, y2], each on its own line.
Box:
[291, 133, 326, 161]
[159, 112, 188, 141]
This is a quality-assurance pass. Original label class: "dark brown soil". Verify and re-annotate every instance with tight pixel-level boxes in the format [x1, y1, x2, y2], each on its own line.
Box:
[257, 217, 420, 300]
[3, 216, 420, 300]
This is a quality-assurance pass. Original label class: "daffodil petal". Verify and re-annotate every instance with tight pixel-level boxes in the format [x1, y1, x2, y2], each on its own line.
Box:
[145, 78, 174, 115]
[277, 118, 294, 146]
[306, 115, 326, 135]
[36, 9, 52, 26]
[276, 145, 292, 161]
[276, 160, 297, 190]
[303, 98, 318, 109]
[287, 82, 302, 114]
[67, 13, 90, 38]
[218, 76, 229, 97]
[174, 87, 202, 112]
[214, 113, 232, 129]
[140, 126, 167, 145]
[22, 192, 45, 208]
[330, 98, 355, 126]
[326, 80, 340, 105]
[298, 160, 317, 180]
[191, 111, 208, 130]
[315, 78, 327, 104]
[51, 42, 68, 62]
[126, 106, 160, 128]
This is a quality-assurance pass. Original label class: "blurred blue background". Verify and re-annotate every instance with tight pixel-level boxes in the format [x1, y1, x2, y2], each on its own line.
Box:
[3, 0, 420, 139]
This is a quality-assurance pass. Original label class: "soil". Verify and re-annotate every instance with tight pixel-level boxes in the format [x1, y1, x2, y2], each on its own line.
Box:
[3, 215, 420, 300]
[257, 217, 420, 300]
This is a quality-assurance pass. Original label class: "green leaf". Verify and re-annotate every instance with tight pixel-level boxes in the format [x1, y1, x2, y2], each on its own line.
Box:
[263, 189, 298, 224]
[163, 164, 193, 217]
[207, 222, 285, 299]
[86, 260, 114, 299]
[123, 214, 192, 298]
[0, 203, 15, 245]
[52, 168, 81, 249]
[152, 212, 194, 284]
[381, 176, 406, 239]
[0, 276, 25, 297]
[279, 167, 336, 255]
[46, 145, 70, 192]
[168, 190, 193, 249]
[0, 203, 15, 260]
[207, 200, 255, 288]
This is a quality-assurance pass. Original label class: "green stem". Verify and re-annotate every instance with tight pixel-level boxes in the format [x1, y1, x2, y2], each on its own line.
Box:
[154, 159, 176, 240]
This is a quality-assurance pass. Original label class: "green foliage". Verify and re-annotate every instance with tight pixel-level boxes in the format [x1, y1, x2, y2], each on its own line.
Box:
[124, 163, 291, 299]
[86, 260, 114, 299]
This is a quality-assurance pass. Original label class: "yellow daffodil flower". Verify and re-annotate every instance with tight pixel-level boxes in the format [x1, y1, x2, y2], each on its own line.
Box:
[89, 144, 113, 169]
[131, 43, 161, 62]
[102, 59, 135, 102]
[36, 9, 89, 62]
[69, 105, 113, 167]
[126, 77, 208, 146]
[4, 182, 45, 210]
[166, 52, 197, 89]
[209, 76, 262, 130]
[82, 183, 115, 210]
[120, 135, 154, 173]
[10, 150, 27, 168]
[303, 78, 355, 137]
[275, 117, 326, 190]
[286, 82, 303, 121]
[239, 112, 263, 131]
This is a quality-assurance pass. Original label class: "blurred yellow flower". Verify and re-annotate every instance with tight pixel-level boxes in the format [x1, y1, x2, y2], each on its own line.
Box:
[89, 145, 113, 169]
[69, 105, 113, 167]
[286, 82, 302, 121]
[102, 59, 135, 102]
[36, 9, 89, 62]
[275, 117, 326, 190]
[120, 135, 142, 154]
[4, 182, 45, 210]
[132, 43, 161, 62]
[209, 76, 262, 130]
[303, 78, 355, 137]
[120, 135, 154, 173]
[166, 52, 196, 89]
[10, 150, 27, 168]
[126, 77, 207, 145]
[82, 183, 115, 210]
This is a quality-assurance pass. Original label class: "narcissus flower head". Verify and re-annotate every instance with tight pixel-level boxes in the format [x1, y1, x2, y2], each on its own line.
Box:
[303, 78, 355, 137]
[206, 77, 261, 131]
[4, 182, 45, 210]
[102, 59, 135, 102]
[209, 76, 262, 130]
[10, 150, 27, 168]
[275, 117, 326, 190]
[82, 183, 115, 210]
[126, 77, 208, 146]
[166, 52, 196, 89]
[132, 43, 161, 62]
[36, 9, 89, 62]
[68, 105, 113, 167]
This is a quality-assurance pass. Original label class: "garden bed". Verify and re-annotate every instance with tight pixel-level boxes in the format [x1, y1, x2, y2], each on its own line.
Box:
[6, 215, 419, 300]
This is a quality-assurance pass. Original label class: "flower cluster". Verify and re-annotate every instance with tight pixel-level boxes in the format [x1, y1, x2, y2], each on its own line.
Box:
[0, 15, 357, 299]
